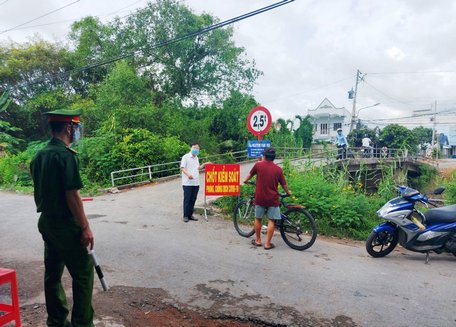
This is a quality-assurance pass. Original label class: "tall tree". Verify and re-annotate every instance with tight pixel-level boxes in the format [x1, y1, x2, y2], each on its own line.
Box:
[294, 115, 313, 148]
[412, 126, 432, 146]
[0, 39, 72, 101]
[69, 0, 261, 105]
[67, 16, 112, 95]
[379, 124, 416, 150]
[209, 91, 257, 152]
[0, 90, 21, 151]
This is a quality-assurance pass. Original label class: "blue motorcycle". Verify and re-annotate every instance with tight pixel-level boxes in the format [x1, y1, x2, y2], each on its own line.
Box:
[366, 186, 456, 263]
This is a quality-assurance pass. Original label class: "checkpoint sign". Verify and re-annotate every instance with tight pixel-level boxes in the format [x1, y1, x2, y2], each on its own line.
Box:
[247, 106, 272, 138]
[205, 164, 240, 196]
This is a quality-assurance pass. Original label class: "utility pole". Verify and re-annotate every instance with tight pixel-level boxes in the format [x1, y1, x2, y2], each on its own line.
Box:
[349, 69, 362, 132]
[431, 100, 437, 147]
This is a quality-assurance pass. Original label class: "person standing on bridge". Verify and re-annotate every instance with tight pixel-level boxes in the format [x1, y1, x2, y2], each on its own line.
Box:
[180, 143, 210, 222]
[243, 147, 291, 250]
[335, 128, 348, 159]
[30, 109, 95, 327]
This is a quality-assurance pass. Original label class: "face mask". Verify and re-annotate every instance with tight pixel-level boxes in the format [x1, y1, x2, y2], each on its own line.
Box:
[72, 125, 81, 143]
[191, 149, 199, 156]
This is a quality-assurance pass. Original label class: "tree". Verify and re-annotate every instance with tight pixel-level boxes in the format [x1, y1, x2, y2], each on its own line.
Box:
[0, 90, 22, 152]
[379, 124, 416, 150]
[294, 115, 313, 148]
[95, 61, 150, 111]
[67, 16, 112, 95]
[209, 91, 258, 152]
[0, 39, 72, 101]
[69, 0, 261, 105]
[412, 126, 432, 148]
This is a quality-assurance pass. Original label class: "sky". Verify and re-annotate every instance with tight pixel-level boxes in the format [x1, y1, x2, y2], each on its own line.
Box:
[1, 0, 456, 132]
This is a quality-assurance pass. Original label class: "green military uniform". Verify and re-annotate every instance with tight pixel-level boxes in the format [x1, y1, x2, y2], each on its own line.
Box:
[30, 109, 94, 327]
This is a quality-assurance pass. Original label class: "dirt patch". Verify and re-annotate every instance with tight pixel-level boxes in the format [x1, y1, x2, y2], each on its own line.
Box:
[1, 259, 358, 327]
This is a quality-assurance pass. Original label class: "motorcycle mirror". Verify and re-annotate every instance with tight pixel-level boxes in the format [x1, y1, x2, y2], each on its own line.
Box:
[433, 187, 445, 195]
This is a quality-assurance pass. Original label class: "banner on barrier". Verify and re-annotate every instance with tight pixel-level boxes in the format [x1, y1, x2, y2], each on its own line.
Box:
[205, 164, 240, 196]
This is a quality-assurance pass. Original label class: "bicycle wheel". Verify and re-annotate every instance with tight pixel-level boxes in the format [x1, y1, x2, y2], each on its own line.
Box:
[233, 200, 255, 237]
[280, 208, 317, 251]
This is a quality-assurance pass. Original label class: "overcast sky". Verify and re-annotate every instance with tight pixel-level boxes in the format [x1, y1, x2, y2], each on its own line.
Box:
[1, 0, 456, 131]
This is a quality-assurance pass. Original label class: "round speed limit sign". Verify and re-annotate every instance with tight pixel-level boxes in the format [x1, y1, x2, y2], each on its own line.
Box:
[247, 106, 272, 137]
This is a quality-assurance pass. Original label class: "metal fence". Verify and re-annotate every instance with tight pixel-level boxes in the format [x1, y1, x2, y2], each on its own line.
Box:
[110, 146, 408, 188]
[110, 150, 252, 187]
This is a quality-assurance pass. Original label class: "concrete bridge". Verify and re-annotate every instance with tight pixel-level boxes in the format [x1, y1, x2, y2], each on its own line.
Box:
[109, 146, 430, 193]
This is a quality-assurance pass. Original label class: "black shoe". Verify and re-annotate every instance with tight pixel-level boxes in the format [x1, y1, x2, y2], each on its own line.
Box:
[188, 215, 199, 221]
[183, 216, 189, 222]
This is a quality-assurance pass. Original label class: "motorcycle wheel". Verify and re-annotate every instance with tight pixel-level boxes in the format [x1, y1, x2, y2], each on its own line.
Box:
[366, 230, 398, 258]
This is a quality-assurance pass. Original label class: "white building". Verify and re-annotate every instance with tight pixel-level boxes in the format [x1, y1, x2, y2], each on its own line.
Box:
[308, 98, 351, 142]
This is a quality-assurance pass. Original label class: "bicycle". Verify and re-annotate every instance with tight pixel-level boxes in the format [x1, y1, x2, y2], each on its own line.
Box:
[233, 183, 317, 251]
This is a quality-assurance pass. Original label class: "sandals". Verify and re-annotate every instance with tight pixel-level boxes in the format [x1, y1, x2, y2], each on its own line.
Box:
[251, 240, 276, 250]
[264, 243, 275, 250]
[251, 239, 262, 247]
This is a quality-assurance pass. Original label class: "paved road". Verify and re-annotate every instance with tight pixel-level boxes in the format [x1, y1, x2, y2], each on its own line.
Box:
[1, 161, 456, 326]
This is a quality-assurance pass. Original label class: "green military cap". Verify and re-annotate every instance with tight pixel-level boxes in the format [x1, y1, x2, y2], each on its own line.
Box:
[44, 109, 82, 123]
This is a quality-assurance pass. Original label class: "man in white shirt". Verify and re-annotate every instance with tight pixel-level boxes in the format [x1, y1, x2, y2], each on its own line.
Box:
[362, 135, 372, 148]
[362, 134, 372, 157]
[180, 143, 209, 222]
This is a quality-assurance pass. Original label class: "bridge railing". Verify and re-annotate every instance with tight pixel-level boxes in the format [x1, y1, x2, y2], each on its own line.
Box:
[338, 147, 407, 160]
[109, 146, 408, 187]
[110, 150, 251, 187]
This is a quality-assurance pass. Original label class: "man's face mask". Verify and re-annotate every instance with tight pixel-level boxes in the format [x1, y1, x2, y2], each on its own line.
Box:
[71, 124, 81, 143]
[191, 148, 199, 156]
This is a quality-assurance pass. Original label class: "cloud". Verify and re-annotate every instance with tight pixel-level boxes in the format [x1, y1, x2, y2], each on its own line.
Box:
[385, 47, 406, 61]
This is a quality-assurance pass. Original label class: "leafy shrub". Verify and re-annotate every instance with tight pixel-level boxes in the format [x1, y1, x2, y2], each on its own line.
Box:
[443, 170, 456, 205]
[0, 141, 46, 187]
[77, 128, 189, 185]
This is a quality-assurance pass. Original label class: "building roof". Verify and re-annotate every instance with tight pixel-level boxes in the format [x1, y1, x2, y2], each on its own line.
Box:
[308, 98, 351, 118]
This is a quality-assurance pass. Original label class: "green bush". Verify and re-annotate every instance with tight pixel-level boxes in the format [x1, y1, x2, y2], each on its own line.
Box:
[77, 128, 189, 185]
[444, 170, 456, 205]
[0, 141, 46, 188]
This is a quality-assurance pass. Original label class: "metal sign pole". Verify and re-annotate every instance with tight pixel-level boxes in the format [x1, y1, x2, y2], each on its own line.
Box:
[204, 194, 208, 221]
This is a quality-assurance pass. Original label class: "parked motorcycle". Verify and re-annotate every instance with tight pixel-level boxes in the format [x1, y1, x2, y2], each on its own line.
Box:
[366, 185, 456, 263]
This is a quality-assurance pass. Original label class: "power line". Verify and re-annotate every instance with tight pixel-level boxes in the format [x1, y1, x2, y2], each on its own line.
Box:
[366, 70, 456, 75]
[19, 0, 295, 88]
[263, 75, 355, 104]
[0, 0, 9, 6]
[1, 0, 81, 34]
[5, 0, 146, 31]
[363, 108, 456, 122]
[363, 79, 419, 106]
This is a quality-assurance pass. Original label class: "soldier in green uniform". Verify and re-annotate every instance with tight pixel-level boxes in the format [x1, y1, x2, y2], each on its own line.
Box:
[30, 109, 95, 327]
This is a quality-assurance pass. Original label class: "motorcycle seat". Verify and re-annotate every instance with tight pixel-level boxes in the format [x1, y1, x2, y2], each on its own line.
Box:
[424, 205, 456, 223]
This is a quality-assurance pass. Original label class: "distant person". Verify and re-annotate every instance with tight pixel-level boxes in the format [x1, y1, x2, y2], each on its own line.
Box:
[381, 146, 388, 158]
[30, 109, 95, 327]
[180, 143, 210, 222]
[334, 128, 348, 159]
[362, 134, 372, 148]
[243, 147, 291, 250]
